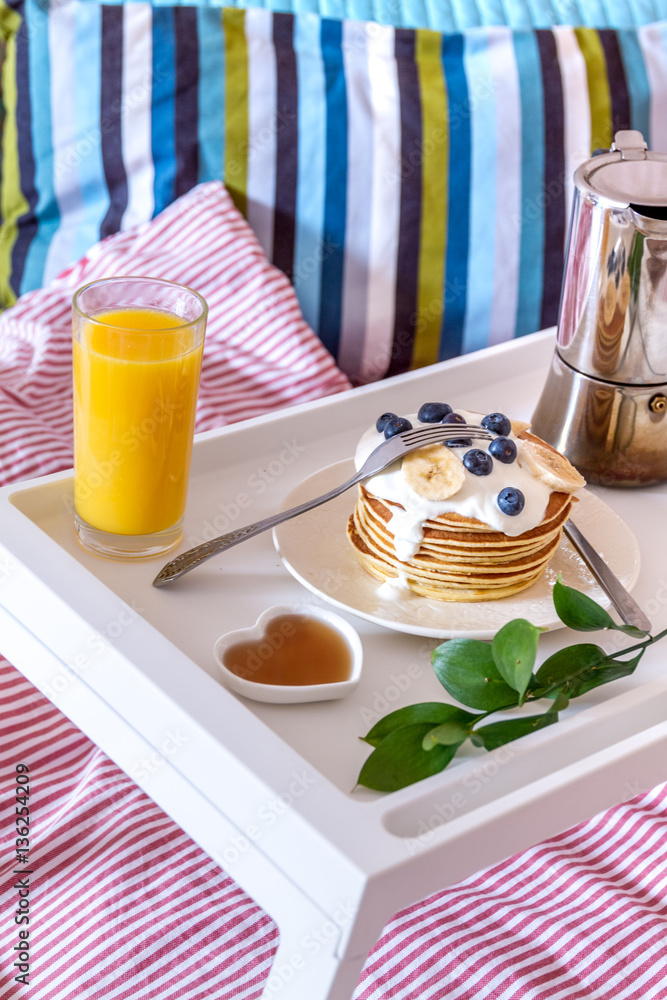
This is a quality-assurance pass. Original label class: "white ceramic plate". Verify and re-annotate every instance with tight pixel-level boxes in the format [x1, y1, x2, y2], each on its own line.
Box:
[273, 460, 641, 639]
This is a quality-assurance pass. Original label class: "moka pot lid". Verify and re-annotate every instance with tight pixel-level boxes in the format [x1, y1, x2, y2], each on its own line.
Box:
[574, 130, 667, 216]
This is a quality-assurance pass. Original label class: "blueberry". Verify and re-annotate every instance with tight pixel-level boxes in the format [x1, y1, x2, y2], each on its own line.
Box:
[384, 416, 413, 439]
[441, 412, 470, 447]
[376, 411, 398, 433]
[463, 449, 493, 476]
[482, 412, 512, 436]
[441, 412, 466, 425]
[418, 402, 453, 423]
[497, 487, 525, 516]
[489, 437, 517, 464]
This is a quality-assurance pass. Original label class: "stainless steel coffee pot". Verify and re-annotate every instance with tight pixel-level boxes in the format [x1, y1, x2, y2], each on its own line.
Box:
[531, 130, 667, 486]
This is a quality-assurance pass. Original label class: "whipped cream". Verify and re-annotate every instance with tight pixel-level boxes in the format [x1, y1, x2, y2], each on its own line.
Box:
[354, 409, 553, 558]
[375, 572, 412, 601]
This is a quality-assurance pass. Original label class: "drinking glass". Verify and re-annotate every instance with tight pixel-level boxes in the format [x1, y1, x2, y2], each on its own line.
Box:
[72, 276, 208, 558]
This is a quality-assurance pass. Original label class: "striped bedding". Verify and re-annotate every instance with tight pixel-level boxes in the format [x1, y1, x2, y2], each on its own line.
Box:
[2, 176, 667, 999]
[2, 2, 667, 382]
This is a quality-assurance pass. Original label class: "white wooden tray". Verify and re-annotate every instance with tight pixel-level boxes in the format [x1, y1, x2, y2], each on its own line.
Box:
[2, 329, 667, 1000]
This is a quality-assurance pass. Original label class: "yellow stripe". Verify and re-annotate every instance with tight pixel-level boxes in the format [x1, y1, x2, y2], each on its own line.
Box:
[412, 29, 448, 370]
[0, 1, 27, 307]
[574, 27, 613, 154]
[223, 8, 249, 217]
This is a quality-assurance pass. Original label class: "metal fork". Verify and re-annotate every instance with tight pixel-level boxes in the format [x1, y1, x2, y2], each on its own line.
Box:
[152, 424, 493, 587]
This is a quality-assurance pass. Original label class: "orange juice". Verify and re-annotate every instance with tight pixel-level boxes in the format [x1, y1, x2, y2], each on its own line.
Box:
[73, 307, 204, 536]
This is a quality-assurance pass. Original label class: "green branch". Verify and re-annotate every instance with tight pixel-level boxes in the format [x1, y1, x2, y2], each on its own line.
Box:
[357, 578, 664, 793]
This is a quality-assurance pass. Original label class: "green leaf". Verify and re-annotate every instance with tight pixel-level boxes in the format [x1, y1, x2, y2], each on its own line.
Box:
[472, 711, 558, 751]
[362, 703, 477, 748]
[422, 720, 471, 751]
[554, 578, 649, 637]
[534, 643, 606, 689]
[491, 618, 544, 701]
[357, 724, 461, 791]
[432, 638, 520, 711]
[562, 652, 643, 698]
[553, 577, 615, 632]
[549, 690, 571, 712]
[535, 643, 642, 698]
[611, 623, 651, 639]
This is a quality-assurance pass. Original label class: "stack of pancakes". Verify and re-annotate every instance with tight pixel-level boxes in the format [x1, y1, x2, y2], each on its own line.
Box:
[346, 425, 584, 602]
[348, 485, 574, 602]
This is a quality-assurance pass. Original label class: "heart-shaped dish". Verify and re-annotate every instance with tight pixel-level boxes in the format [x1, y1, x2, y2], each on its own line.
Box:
[213, 603, 363, 704]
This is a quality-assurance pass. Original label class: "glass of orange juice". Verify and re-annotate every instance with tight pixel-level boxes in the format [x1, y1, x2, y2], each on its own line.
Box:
[72, 276, 208, 559]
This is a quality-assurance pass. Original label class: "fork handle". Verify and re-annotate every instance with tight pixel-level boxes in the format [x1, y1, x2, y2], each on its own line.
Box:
[152, 470, 364, 586]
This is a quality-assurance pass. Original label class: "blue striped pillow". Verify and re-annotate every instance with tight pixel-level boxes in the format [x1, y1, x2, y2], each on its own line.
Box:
[1, 1, 667, 382]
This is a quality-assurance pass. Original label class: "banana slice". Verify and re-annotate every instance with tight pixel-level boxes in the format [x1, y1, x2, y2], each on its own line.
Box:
[511, 420, 531, 436]
[519, 435, 586, 493]
[402, 444, 465, 501]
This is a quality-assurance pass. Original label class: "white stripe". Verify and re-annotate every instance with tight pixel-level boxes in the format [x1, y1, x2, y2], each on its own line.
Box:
[487, 27, 521, 346]
[44, 2, 84, 283]
[462, 30, 496, 354]
[120, 3, 155, 229]
[245, 8, 277, 259]
[640, 22, 667, 153]
[360, 23, 401, 382]
[337, 20, 372, 379]
[553, 26, 591, 238]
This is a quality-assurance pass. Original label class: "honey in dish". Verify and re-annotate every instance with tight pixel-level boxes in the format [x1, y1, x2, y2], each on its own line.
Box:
[223, 614, 352, 686]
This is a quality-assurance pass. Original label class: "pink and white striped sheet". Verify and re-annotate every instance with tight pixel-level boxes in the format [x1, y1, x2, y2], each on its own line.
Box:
[2, 179, 667, 998]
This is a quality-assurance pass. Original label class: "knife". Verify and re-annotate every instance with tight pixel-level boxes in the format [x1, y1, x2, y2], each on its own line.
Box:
[563, 520, 651, 633]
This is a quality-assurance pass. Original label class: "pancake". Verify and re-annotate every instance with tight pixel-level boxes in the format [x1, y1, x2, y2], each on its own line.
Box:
[347, 407, 585, 602]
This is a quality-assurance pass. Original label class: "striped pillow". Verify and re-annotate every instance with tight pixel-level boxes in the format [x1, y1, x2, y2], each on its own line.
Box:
[1, 2, 667, 383]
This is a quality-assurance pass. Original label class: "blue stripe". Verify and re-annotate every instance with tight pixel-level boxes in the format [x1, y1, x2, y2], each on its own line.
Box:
[151, 7, 176, 215]
[71, 2, 107, 262]
[197, 8, 225, 183]
[617, 28, 651, 139]
[317, 17, 347, 359]
[292, 13, 326, 332]
[462, 30, 495, 355]
[439, 31, 470, 360]
[21, 0, 59, 293]
[513, 30, 544, 337]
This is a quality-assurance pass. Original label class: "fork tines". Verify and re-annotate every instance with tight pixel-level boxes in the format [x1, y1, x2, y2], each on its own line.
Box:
[399, 424, 493, 447]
